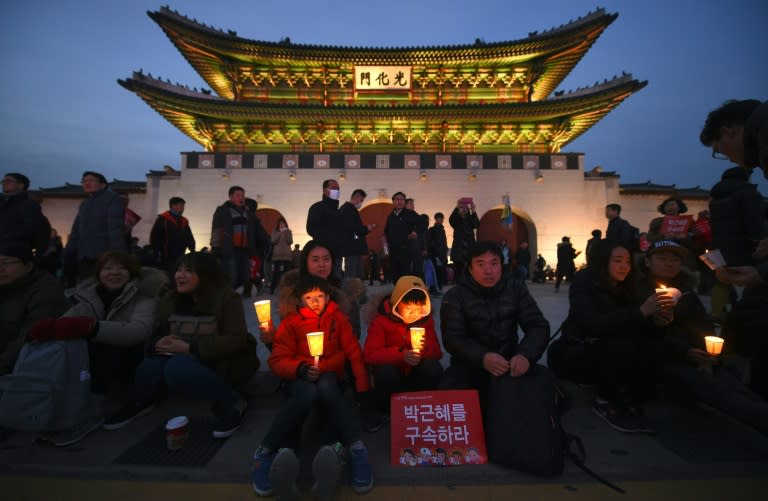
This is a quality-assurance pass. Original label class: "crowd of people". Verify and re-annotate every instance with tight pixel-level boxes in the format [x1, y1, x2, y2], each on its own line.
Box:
[0, 98, 766, 497]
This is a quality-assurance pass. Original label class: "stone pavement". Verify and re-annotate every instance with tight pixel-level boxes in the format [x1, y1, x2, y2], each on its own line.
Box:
[2, 281, 768, 500]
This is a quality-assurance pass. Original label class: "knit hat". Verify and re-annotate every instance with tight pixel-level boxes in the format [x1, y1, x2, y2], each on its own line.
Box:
[646, 240, 688, 258]
[390, 275, 430, 323]
[0, 241, 33, 262]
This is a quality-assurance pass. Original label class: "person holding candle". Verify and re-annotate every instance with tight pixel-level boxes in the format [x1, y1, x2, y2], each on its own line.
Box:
[259, 240, 365, 346]
[362, 275, 443, 432]
[252, 275, 373, 499]
[547, 239, 665, 434]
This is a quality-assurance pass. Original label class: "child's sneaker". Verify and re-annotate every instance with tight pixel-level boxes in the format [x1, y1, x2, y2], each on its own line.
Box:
[270, 448, 300, 501]
[252, 446, 276, 496]
[312, 443, 343, 501]
[349, 444, 374, 494]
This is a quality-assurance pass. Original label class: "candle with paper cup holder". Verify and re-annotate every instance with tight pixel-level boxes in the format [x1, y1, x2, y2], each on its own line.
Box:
[306, 331, 324, 367]
[704, 336, 725, 356]
[409, 327, 425, 354]
[253, 300, 271, 327]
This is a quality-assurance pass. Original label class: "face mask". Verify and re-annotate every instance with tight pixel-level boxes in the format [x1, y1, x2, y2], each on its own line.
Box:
[354, 202, 362, 209]
[328, 189, 340, 200]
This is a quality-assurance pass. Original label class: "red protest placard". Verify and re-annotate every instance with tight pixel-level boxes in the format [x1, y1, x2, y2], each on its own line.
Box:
[660, 215, 693, 238]
[390, 390, 487, 466]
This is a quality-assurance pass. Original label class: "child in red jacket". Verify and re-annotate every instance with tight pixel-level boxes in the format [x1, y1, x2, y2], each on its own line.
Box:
[362, 275, 443, 431]
[252, 275, 373, 499]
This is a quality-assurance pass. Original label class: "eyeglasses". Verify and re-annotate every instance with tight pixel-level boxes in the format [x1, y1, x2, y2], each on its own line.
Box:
[711, 146, 728, 160]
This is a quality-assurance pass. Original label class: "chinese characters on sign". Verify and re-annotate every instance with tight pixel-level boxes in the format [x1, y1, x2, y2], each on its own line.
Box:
[391, 390, 487, 466]
[355, 66, 411, 91]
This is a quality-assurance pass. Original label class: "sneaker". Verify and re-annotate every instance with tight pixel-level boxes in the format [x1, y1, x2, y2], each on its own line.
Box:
[49, 415, 104, 447]
[103, 402, 154, 430]
[270, 448, 300, 501]
[592, 401, 649, 434]
[212, 405, 243, 438]
[312, 444, 343, 501]
[252, 447, 276, 497]
[349, 445, 374, 494]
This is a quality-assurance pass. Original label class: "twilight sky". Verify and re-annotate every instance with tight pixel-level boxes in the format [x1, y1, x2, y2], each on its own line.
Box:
[1, 0, 766, 193]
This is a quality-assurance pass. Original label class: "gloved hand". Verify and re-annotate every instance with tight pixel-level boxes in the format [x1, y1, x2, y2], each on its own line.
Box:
[28, 317, 97, 342]
[27, 317, 57, 341]
[53, 317, 98, 340]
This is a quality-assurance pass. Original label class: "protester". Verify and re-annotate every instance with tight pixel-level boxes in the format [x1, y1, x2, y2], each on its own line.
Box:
[27, 250, 166, 445]
[440, 241, 549, 400]
[269, 218, 293, 294]
[448, 198, 479, 278]
[0, 242, 68, 375]
[38, 228, 64, 277]
[636, 240, 768, 434]
[106, 252, 258, 438]
[0, 172, 51, 254]
[605, 203, 635, 250]
[339, 188, 375, 279]
[211, 186, 255, 292]
[306, 179, 343, 275]
[585, 229, 602, 266]
[515, 241, 531, 280]
[427, 212, 448, 294]
[251, 275, 373, 498]
[243, 197, 269, 298]
[554, 236, 579, 292]
[363, 276, 443, 431]
[261, 241, 365, 346]
[384, 192, 420, 283]
[63, 171, 125, 285]
[547, 239, 663, 433]
[150, 196, 196, 283]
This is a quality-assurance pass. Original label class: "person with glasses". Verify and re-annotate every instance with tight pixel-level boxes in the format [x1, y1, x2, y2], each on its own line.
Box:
[0, 242, 68, 376]
[701, 99, 768, 400]
[700, 99, 768, 178]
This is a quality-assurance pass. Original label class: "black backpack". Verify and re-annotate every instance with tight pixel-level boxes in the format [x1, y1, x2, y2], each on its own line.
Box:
[485, 364, 625, 492]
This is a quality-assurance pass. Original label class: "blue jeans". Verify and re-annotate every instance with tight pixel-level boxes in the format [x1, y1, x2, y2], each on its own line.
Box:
[262, 373, 360, 450]
[222, 248, 250, 288]
[134, 354, 238, 408]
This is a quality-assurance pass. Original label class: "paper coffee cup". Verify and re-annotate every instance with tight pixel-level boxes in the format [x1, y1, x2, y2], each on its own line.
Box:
[166, 415, 189, 451]
[698, 249, 726, 270]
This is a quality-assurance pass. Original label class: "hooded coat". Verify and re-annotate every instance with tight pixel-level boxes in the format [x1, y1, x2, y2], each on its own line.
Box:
[364, 276, 442, 374]
[63, 267, 167, 346]
[269, 300, 369, 392]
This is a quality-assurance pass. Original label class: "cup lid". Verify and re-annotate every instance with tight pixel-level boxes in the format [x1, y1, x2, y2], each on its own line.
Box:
[166, 415, 189, 430]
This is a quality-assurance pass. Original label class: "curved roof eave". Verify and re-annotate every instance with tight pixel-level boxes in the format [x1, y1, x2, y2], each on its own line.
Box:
[149, 7, 617, 101]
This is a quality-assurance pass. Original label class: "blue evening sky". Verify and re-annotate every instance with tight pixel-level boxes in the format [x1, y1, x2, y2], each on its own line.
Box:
[1, 0, 766, 192]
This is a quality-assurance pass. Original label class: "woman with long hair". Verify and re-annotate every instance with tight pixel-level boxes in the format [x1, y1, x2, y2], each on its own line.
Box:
[547, 239, 663, 434]
[259, 240, 365, 346]
[106, 252, 258, 438]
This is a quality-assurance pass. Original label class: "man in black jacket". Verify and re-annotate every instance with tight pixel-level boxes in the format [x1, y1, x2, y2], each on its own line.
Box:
[339, 188, 375, 279]
[0, 173, 50, 254]
[150, 196, 196, 282]
[384, 192, 419, 283]
[605, 203, 634, 249]
[427, 212, 448, 292]
[306, 179, 342, 275]
[440, 241, 550, 396]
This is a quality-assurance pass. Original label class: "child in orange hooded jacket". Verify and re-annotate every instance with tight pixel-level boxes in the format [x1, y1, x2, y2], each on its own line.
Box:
[362, 275, 443, 431]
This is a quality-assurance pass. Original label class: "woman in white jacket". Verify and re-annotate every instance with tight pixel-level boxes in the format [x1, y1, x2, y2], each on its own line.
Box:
[63, 250, 166, 395]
